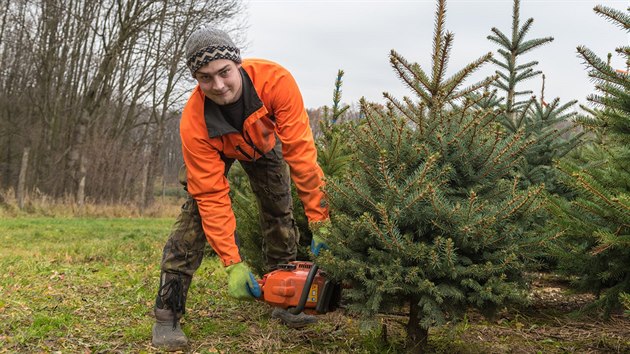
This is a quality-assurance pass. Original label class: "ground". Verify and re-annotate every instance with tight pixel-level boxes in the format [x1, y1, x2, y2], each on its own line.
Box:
[1, 217, 628, 353]
[168, 271, 630, 353]
[411, 272, 629, 353]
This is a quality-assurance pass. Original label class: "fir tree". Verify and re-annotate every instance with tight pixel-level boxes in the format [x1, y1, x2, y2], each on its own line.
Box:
[486, 0, 584, 195]
[316, 70, 353, 178]
[232, 70, 354, 275]
[521, 90, 583, 192]
[228, 163, 266, 275]
[547, 5, 629, 316]
[316, 0, 543, 351]
[487, 0, 553, 124]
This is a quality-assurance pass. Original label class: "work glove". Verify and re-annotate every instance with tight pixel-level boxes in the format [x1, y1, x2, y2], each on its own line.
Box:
[225, 262, 261, 300]
[310, 220, 331, 256]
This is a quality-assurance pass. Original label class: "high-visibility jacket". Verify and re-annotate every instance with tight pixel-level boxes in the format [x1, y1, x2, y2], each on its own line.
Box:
[180, 58, 329, 267]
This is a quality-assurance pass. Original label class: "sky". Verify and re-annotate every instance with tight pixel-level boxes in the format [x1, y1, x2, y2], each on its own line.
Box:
[241, 0, 628, 109]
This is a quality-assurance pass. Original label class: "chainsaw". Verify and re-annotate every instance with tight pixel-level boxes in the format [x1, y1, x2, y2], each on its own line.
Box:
[257, 261, 342, 314]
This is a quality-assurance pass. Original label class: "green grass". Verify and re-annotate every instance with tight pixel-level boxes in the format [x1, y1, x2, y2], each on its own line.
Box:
[0, 217, 371, 353]
[0, 217, 173, 352]
[0, 217, 628, 353]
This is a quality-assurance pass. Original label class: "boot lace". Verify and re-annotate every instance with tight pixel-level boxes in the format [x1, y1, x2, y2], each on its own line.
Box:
[158, 275, 185, 329]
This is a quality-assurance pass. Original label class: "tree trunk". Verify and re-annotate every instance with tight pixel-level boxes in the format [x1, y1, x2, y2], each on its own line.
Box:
[77, 154, 86, 207]
[17, 147, 30, 209]
[406, 297, 429, 353]
[141, 122, 166, 211]
[139, 152, 150, 214]
[2, 134, 11, 189]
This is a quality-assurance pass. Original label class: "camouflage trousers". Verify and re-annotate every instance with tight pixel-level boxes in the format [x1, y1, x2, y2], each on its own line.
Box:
[159, 141, 300, 282]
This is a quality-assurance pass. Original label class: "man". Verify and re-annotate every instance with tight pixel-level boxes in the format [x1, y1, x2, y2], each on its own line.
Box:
[151, 27, 330, 351]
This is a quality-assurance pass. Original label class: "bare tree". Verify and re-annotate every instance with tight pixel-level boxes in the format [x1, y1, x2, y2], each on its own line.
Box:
[138, 0, 245, 211]
[0, 0, 246, 207]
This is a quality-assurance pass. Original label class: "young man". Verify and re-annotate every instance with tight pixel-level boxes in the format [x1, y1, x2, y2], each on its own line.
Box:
[151, 27, 330, 350]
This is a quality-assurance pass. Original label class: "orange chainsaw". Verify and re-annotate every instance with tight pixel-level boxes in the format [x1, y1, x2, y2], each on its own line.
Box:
[257, 261, 342, 314]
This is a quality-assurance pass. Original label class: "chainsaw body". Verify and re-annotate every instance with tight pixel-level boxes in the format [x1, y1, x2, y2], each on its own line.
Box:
[257, 261, 341, 314]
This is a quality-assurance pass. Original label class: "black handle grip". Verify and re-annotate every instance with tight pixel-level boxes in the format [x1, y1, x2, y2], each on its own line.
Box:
[288, 263, 319, 314]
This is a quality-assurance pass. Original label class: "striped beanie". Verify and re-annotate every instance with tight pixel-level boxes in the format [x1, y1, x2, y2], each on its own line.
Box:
[185, 27, 241, 76]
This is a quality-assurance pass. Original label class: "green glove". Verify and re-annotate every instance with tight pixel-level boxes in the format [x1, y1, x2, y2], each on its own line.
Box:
[225, 262, 261, 300]
[310, 220, 331, 256]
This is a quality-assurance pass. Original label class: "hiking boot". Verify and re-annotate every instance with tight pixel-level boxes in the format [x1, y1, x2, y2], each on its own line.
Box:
[152, 272, 191, 351]
[152, 307, 188, 351]
[271, 307, 318, 328]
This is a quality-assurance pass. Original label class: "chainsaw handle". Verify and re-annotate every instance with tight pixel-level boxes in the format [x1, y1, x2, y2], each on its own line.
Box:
[288, 263, 319, 315]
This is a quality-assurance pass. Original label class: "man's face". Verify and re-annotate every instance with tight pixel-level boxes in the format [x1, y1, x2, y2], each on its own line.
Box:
[194, 59, 242, 105]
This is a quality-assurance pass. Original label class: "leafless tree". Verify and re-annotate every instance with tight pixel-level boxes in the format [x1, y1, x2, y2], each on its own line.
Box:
[0, 0, 246, 208]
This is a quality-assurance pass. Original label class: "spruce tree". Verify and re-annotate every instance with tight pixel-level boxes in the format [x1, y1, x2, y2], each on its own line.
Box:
[487, 0, 553, 124]
[228, 163, 266, 275]
[547, 5, 629, 316]
[316, 0, 543, 351]
[486, 0, 584, 195]
[316, 70, 353, 178]
[232, 70, 353, 275]
[521, 91, 583, 193]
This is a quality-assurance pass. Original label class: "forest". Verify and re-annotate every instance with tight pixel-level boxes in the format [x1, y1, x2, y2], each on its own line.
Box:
[0, 0, 248, 210]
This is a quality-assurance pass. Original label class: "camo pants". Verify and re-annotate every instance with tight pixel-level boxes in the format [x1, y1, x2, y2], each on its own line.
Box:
[159, 141, 300, 279]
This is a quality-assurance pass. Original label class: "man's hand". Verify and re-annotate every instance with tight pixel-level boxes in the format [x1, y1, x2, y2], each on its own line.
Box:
[310, 220, 331, 256]
[225, 262, 261, 300]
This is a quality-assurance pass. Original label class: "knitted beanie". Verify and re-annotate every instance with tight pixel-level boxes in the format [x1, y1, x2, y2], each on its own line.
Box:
[185, 27, 241, 76]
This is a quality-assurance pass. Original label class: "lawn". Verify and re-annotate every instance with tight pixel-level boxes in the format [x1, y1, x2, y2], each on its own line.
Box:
[0, 217, 628, 353]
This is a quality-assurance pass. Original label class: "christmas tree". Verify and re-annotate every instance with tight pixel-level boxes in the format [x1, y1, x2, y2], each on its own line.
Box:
[547, 5, 629, 316]
[486, 0, 584, 195]
[316, 0, 543, 351]
[233, 70, 354, 275]
[316, 70, 354, 179]
[487, 0, 553, 124]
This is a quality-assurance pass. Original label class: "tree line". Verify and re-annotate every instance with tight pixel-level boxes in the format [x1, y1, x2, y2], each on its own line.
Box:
[0, 0, 245, 210]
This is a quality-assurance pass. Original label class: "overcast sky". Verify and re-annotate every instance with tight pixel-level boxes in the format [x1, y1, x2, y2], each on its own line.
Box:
[240, 0, 628, 109]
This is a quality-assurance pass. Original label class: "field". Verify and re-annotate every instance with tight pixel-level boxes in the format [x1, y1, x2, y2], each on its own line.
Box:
[1, 216, 629, 353]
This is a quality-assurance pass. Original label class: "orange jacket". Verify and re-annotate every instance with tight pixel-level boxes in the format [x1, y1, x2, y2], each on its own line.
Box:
[180, 58, 329, 266]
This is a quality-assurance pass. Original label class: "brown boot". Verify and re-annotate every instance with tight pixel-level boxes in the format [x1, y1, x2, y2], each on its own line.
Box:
[152, 272, 191, 351]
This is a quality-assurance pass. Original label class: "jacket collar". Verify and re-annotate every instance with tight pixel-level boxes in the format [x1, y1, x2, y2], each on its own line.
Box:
[204, 67, 263, 138]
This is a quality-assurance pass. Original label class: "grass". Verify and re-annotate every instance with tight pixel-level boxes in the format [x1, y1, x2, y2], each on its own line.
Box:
[0, 217, 171, 351]
[1, 216, 629, 353]
[0, 216, 372, 353]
